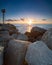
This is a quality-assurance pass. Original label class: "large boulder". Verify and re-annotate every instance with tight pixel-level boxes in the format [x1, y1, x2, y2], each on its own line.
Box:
[25, 27, 46, 42]
[25, 41, 52, 65]
[0, 46, 4, 65]
[4, 39, 31, 65]
[16, 34, 28, 41]
[31, 26, 46, 32]
[42, 28, 52, 50]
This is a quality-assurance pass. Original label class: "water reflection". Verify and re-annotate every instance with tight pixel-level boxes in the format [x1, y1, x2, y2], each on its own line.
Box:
[16, 24, 52, 33]
[27, 25, 32, 32]
[16, 24, 32, 33]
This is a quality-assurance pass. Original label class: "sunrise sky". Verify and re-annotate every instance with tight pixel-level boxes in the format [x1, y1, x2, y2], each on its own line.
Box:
[0, 0, 52, 24]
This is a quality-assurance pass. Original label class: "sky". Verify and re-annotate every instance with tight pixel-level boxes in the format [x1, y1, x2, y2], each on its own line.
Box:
[0, 0, 52, 24]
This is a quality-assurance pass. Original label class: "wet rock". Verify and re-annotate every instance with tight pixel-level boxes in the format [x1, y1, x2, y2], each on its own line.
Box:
[25, 41, 52, 65]
[42, 28, 52, 50]
[4, 39, 31, 65]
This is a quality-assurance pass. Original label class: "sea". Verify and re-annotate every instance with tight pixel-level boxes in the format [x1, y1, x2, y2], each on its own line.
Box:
[14, 24, 52, 33]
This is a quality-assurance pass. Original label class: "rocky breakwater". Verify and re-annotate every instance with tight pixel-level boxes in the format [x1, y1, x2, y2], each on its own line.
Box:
[0, 24, 52, 65]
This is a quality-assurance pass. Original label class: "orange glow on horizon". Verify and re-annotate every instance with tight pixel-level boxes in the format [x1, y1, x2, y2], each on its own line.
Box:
[0, 18, 52, 24]
[5, 21, 52, 24]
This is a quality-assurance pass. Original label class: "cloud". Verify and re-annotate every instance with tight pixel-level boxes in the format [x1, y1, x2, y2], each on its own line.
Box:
[42, 18, 52, 23]
[42, 19, 47, 21]
[5, 18, 27, 23]
[20, 18, 25, 21]
[5, 19, 17, 22]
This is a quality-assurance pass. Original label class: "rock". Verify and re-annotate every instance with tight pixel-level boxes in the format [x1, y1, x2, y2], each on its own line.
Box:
[16, 34, 28, 41]
[0, 46, 4, 65]
[0, 31, 13, 47]
[11, 33, 28, 41]
[25, 27, 46, 42]
[42, 28, 52, 50]
[0, 31, 12, 39]
[25, 41, 52, 65]
[0, 24, 19, 35]
[4, 39, 31, 65]
[11, 34, 18, 39]
[6, 24, 18, 35]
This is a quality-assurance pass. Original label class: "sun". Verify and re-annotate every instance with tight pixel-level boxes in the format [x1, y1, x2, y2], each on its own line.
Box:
[28, 20, 32, 25]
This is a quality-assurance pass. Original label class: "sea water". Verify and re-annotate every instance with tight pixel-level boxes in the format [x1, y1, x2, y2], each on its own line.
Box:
[14, 24, 52, 33]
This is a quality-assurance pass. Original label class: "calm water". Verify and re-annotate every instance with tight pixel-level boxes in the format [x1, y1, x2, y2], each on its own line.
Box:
[14, 24, 52, 33]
